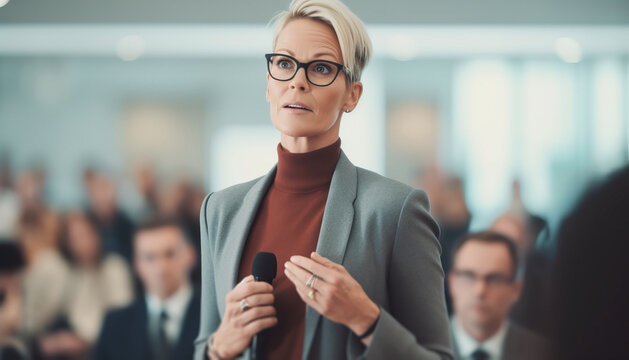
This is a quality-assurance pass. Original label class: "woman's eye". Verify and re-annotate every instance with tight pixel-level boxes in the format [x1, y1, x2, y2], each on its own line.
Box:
[313, 63, 331, 74]
[278, 60, 293, 69]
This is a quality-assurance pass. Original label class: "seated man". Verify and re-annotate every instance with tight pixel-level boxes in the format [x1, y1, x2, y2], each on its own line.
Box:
[448, 231, 549, 360]
[94, 217, 199, 360]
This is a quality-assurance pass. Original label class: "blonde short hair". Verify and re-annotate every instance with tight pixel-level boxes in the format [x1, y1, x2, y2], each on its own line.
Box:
[270, 0, 372, 83]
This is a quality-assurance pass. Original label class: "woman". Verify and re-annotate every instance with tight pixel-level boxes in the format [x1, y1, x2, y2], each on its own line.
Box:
[38, 211, 134, 359]
[194, 0, 452, 359]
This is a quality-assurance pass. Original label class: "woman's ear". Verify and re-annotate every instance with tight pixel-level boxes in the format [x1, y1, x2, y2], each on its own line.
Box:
[266, 73, 270, 103]
[344, 81, 363, 112]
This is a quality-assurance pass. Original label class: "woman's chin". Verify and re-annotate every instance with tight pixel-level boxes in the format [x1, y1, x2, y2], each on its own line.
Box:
[273, 123, 321, 139]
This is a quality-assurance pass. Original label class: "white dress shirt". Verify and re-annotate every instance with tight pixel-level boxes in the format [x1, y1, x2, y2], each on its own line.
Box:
[145, 283, 192, 344]
[451, 316, 509, 360]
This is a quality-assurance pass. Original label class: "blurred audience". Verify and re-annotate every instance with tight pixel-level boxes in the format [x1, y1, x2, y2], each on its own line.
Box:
[419, 165, 471, 313]
[0, 156, 207, 359]
[448, 231, 550, 360]
[15, 169, 69, 343]
[156, 179, 203, 285]
[133, 165, 159, 220]
[0, 241, 28, 360]
[0, 156, 19, 238]
[551, 165, 629, 359]
[93, 216, 200, 360]
[83, 169, 135, 264]
[35, 211, 134, 360]
[489, 180, 553, 337]
[16, 168, 60, 256]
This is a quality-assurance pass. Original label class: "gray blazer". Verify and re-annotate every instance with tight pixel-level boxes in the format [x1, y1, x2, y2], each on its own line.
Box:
[449, 322, 551, 360]
[194, 151, 453, 360]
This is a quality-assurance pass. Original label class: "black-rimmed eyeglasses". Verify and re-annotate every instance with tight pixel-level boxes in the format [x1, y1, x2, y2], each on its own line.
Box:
[265, 53, 347, 87]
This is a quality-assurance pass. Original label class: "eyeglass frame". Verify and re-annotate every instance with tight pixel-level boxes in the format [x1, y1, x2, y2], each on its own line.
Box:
[451, 269, 516, 288]
[265, 53, 349, 87]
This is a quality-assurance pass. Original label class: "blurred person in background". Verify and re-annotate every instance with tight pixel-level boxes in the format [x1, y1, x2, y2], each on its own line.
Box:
[489, 180, 552, 336]
[552, 165, 629, 360]
[36, 211, 134, 360]
[16, 168, 60, 255]
[83, 169, 135, 264]
[156, 179, 203, 285]
[0, 241, 28, 360]
[15, 169, 69, 343]
[418, 166, 471, 315]
[94, 216, 199, 360]
[418, 165, 471, 275]
[133, 165, 159, 220]
[448, 231, 550, 360]
[0, 155, 20, 238]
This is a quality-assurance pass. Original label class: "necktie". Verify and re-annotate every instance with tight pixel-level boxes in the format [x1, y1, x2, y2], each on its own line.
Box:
[156, 309, 171, 360]
[471, 348, 490, 360]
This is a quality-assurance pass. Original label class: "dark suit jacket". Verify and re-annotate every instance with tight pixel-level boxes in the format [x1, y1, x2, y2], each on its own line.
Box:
[450, 322, 550, 360]
[94, 288, 201, 360]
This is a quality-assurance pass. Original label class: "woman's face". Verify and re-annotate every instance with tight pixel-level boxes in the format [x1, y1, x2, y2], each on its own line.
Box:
[67, 216, 100, 266]
[267, 18, 362, 150]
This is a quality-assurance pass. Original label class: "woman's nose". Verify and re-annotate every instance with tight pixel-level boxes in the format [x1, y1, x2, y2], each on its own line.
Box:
[289, 67, 310, 91]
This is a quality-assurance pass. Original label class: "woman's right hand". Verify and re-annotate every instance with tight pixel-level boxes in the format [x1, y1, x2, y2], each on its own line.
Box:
[208, 275, 277, 359]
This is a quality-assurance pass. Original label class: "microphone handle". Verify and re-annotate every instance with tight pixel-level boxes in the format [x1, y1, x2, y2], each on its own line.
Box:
[250, 329, 269, 360]
[251, 274, 273, 359]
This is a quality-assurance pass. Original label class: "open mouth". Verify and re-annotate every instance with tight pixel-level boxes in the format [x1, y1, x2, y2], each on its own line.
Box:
[284, 104, 312, 111]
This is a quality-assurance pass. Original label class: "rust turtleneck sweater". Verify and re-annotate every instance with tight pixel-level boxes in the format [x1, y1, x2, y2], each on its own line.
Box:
[237, 138, 341, 360]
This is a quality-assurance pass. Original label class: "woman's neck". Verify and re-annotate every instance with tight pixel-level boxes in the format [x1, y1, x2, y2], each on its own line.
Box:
[280, 134, 340, 154]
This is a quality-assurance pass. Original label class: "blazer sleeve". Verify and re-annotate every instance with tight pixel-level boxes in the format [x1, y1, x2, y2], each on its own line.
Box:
[351, 189, 453, 360]
[194, 193, 221, 360]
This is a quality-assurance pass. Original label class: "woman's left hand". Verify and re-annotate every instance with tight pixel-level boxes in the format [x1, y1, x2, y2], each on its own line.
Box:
[284, 252, 380, 340]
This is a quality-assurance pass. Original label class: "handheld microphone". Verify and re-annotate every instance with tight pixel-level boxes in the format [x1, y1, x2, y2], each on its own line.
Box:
[252, 252, 277, 284]
[250, 252, 277, 360]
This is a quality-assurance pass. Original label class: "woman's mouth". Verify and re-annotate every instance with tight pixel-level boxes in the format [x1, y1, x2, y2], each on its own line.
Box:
[283, 103, 313, 112]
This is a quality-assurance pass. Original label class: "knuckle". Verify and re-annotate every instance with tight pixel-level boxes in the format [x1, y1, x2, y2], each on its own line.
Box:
[252, 307, 266, 319]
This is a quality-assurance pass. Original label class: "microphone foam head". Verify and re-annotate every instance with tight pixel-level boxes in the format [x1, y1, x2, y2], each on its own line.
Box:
[252, 252, 277, 284]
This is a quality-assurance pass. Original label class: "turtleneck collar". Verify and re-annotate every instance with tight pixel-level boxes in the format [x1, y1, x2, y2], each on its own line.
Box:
[274, 138, 341, 193]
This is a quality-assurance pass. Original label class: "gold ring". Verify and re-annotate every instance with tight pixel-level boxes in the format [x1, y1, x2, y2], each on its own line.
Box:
[308, 289, 315, 300]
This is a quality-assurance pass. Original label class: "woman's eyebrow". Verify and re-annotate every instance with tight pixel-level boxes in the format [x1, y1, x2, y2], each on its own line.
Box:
[274, 48, 294, 55]
[313, 52, 335, 57]
[274, 49, 338, 61]
[312, 52, 338, 60]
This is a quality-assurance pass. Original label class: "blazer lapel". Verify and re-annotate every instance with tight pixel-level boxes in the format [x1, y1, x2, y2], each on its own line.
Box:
[173, 289, 201, 360]
[303, 151, 357, 359]
[131, 299, 150, 360]
[215, 166, 277, 315]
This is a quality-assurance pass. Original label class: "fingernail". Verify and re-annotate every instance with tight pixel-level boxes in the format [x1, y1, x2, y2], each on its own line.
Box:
[290, 256, 296, 262]
[284, 262, 290, 267]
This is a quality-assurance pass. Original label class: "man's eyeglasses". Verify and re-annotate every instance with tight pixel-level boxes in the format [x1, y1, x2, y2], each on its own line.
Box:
[265, 53, 347, 87]
[451, 269, 515, 288]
